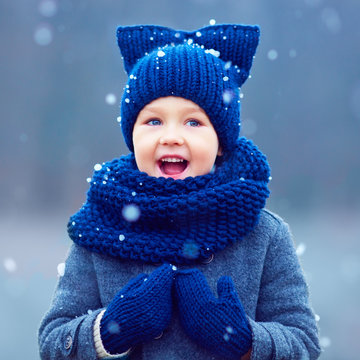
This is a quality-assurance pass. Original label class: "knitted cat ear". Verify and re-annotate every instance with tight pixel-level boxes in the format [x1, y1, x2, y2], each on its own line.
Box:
[117, 24, 260, 87]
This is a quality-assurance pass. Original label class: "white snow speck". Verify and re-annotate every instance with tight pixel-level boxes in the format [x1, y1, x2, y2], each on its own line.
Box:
[86, 177, 92, 183]
[222, 90, 234, 104]
[223, 333, 230, 341]
[224, 61, 232, 70]
[87, 309, 93, 315]
[107, 320, 120, 334]
[209, 19, 216, 26]
[132, 191, 136, 196]
[267, 49, 278, 61]
[240, 177, 245, 181]
[223, 76, 229, 81]
[4, 258, 17, 273]
[119, 234, 125, 241]
[205, 49, 220, 57]
[225, 326, 234, 334]
[175, 32, 181, 38]
[157, 50, 165, 57]
[34, 24, 53, 46]
[187, 38, 193, 45]
[125, 98, 130, 103]
[117, 116, 122, 123]
[150, 37, 154, 41]
[38, 0, 58, 17]
[196, 31, 202, 37]
[223, 36, 227, 40]
[94, 163, 102, 171]
[315, 314, 320, 322]
[321, 7, 342, 34]
[296, 243, 306, 256]
[122, 204, 141, 222]
[57, 263, 65, 277]
[172, 265, 177, 271]
[319, 336, 331, 348]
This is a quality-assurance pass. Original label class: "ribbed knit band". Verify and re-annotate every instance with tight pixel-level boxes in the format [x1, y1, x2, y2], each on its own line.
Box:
[117, 24, 260, 152]
[93, 310, 131, 359]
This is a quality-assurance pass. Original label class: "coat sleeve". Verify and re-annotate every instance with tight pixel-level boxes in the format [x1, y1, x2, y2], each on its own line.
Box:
[38, 243, 104, 360]
[248, 219, 321, 360]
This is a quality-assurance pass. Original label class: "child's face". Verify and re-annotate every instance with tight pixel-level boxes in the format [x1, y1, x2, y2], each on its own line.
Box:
[132, 96, 221, 180]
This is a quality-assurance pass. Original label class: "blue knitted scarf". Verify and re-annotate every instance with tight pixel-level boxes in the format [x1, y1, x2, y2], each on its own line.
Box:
[68, 138, 270, 264]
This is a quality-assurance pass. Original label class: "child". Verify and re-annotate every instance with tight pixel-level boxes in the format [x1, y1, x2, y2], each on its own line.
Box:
[38, 24, 321, 359]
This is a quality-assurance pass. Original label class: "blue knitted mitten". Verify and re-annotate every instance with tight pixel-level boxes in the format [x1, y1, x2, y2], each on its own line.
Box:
[100, 264, 176, 354]
[175, 269, 252, 359]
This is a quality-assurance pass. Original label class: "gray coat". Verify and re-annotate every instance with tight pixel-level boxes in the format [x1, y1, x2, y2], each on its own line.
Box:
[38, 210, 321, 359]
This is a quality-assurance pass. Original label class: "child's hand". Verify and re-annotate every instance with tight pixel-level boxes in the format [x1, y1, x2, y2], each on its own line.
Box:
[175, 268, 252, 359]
[100, 263, 176, 354]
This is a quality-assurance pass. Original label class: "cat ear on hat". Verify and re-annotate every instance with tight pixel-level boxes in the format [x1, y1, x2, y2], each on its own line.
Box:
[116, 24, 260, 87]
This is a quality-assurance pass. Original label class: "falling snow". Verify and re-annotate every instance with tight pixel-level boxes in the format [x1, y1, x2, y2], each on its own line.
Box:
[107, 320, 120, 334]
[267, 49, 278, 61]
[182, 240, 200, 259]
[57, 263, 65, 277]
[223, 333, 230, 341]
[321, 7, 342, 34]
[94, 164, 102, 171]
[105, 93, 117, 105]
[4, 258, 17, 273]
[205, 49, 220, 57]
[296, 243, 307, 256]
[320, 336, 331, 349]
[119, 234, 125, 241]
[34, 24, 53, 46]
[223, 90, 234, 105]
[224, 61, 232, 70]
[38, 0, 58, 17]
[122, 204, 141, 222]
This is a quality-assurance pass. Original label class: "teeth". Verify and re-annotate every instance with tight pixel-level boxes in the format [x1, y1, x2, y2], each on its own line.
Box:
[161, 158, 184, 162]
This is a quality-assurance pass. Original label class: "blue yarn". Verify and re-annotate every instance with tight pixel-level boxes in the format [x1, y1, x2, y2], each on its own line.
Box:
[175, 268, 252, 359]
[68, 137, 270, 264]
[117, 24, 260, 152]
[101, 264, 175, 354]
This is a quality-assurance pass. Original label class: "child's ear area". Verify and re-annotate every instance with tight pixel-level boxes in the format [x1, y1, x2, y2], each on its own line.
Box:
[217, 146, 223, 157]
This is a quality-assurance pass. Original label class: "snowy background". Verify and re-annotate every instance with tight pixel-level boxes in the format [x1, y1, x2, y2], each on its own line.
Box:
[1, 0, 360, 359]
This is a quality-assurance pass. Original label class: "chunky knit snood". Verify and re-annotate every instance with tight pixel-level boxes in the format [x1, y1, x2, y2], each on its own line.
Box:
[68, 137, 270, 265]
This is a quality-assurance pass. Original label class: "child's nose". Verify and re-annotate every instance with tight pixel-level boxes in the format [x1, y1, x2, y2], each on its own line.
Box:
[159, 126, 184, 146]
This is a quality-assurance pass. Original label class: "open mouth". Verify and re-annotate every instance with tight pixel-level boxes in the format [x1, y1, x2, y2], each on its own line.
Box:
[158, 157, 188, 176]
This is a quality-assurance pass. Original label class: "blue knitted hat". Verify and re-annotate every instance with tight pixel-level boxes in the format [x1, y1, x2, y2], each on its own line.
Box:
[117, 24, 260, 152]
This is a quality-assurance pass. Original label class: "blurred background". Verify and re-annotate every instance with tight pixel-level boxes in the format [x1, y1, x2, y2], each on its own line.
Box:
[1, 0, 359, 358]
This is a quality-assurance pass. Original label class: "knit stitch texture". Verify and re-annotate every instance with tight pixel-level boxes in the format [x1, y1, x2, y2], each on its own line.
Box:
[100, 264, 175, 354]
[175, 268, 252, 359]
[117, 24, 260, 152]
[68, 137, 270, 264]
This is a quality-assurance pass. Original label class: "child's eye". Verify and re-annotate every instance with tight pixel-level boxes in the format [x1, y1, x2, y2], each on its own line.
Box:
[146, 118, 162, 126]
[186, 119, 201, 127]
